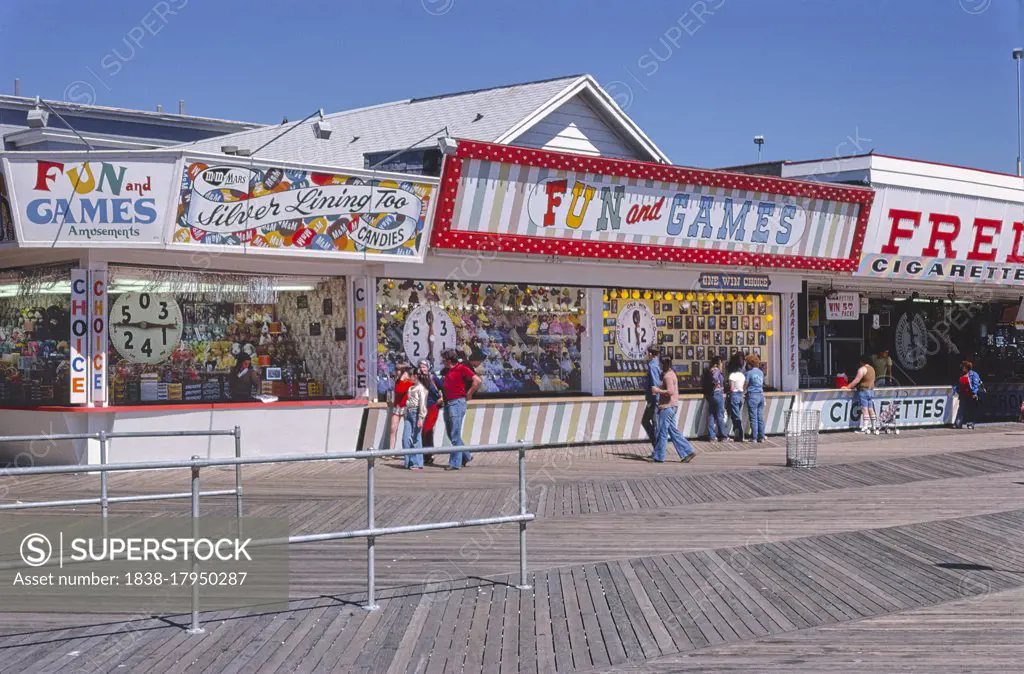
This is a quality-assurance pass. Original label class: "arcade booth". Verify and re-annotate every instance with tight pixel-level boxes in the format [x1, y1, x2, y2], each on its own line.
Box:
[783, 154, 1024, 427]
[358, 140, 875, 448]
[0, 149, 439, 463]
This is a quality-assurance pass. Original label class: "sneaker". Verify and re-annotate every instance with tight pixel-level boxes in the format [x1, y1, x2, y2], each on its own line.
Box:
[681, 453, 696, 463]
[464, 455, 473, 465]
[445, 466, 461, 471]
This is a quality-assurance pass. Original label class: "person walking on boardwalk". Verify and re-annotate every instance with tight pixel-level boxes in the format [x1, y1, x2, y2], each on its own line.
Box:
[745, 353, 767, 443]
[418, 359, 444, 465]
[726, 352, 746, 442]
[388, 363, 414, 450]
[641, 346, 662, 451]
[650, 355, 696, 463]
[702, 356, 728, 442]
[842, 354, 878, 434]
[955, 360, 983, 429]
[441, 349, 481, 470]
[403, 370, 428, 470]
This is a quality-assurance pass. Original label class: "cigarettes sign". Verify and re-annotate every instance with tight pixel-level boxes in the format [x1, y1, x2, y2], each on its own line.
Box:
[857, 185, 1024, 286]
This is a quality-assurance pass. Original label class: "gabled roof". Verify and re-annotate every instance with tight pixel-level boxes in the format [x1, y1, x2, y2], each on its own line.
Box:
[177, 74, 669, 165]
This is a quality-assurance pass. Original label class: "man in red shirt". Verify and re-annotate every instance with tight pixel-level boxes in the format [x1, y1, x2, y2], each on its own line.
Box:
[441, 349, 482, 470]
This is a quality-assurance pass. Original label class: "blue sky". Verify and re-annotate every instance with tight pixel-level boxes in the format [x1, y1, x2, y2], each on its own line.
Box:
[1, 0, 1021, 173]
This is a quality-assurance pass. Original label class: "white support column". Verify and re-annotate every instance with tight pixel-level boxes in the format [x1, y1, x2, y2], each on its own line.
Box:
[780, 291, 800, 392]
[585, 287, 605, 396]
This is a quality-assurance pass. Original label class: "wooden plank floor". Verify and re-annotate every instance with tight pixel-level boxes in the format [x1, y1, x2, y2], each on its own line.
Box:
[1, 424, 1024, 672]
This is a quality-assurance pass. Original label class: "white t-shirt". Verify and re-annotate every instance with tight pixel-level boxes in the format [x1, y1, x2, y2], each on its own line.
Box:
[728, 371, 746, 393]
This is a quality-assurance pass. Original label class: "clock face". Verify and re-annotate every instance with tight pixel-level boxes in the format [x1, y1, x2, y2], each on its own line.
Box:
[402, 304, 455, 366]
[616, 302, 657, 360]
[109, 293, 184, 365]
[895, 311, 929, 371]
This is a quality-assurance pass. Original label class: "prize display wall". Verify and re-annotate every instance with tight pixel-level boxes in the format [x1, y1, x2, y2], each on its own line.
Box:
[603, 288, 777, 392]
[0, 266, 72, 405]
[106, 268, 347, 404]
[376, 279, 586, 398]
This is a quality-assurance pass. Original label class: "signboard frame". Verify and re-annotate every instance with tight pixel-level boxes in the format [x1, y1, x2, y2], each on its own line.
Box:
[431, 140, 875, 272]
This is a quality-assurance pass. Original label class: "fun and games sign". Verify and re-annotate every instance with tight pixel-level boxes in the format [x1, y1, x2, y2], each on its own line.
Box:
[173, 159, 437, 260]
[432, 140, 874, 271]
[1, 154, 177, 245]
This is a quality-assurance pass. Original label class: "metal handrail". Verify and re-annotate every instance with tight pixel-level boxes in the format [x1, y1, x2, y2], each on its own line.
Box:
[0, 427, 244, 528]
[0, 439, 535, 634]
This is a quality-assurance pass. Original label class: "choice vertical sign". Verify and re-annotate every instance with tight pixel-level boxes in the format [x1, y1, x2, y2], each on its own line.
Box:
[69, 269, 108, 405]
[432, 140, 874, 271]
[857, 184, 1024, 286]
[69, 271, 89, 403]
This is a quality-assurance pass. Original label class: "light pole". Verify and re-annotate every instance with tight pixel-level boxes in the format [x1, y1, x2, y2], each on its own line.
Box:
[753, 135, 765, 163]
[1014, 48, 1023, 177]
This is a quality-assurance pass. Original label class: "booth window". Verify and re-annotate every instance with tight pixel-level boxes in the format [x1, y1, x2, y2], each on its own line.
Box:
[0, 264, 73, 406]
[603, 287, 777, 392]
[377, 279, 586, 398]
[106, 267, 348, 404]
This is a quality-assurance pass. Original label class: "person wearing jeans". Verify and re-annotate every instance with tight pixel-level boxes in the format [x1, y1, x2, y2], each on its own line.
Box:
[651, 355, 696, 463]
[745, 353, 766, 442]
[441, 349, 481, 470]
[726, 353, 746, 442]
[402, 372, 428, 470]
[703, 356, 728, 442]
[641, 347, 662, 451]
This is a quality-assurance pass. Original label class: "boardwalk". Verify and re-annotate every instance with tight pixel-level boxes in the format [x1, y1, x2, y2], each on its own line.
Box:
[2, 425, 1024, 672]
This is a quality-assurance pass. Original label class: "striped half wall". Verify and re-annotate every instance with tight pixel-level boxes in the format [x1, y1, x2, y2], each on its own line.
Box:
[360, 394, 798, 450]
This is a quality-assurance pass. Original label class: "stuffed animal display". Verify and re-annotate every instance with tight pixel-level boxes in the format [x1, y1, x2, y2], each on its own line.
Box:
[0, 305, 71, 404]
[377, 280, 585, 397]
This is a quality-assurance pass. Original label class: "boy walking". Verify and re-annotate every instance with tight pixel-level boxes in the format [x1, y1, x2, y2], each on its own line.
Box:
[641, 347, 662, 450]
[651, 355, 696, 463]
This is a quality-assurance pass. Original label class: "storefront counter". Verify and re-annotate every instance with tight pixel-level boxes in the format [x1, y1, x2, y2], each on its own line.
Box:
[0, 400, 366, 466]
[799, 386, 955, 430]
[360, 392, 799, 449]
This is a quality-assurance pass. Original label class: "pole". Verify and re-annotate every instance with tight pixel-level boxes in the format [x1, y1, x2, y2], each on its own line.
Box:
[233, 426, 243, 537]
[99, 430, 109, 541]
[365, 452, 378, 610]
[187, 456, 204, 634]
[1016, 55, 1022, 177]
[516, 441, 531, 590]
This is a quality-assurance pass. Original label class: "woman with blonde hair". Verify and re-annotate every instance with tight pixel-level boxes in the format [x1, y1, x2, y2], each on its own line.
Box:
[744, 353, 766, 443]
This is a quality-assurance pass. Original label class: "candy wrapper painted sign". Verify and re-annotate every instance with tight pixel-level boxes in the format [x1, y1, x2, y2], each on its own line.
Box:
[173, 160, 436, 261]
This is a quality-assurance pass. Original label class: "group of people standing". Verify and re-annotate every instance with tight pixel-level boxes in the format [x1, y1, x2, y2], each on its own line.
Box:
[699, 352, 767, 444]
[388, 349, 482, 471]
[641, 347, 769, 463]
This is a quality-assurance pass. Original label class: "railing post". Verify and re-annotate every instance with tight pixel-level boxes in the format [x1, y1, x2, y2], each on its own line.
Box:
[99, 430, 109, 541]
[516, 440, 531, 591]
[365, 449, 379, 611]
[233, 426, 243, 537]
[187, 456, 205, 634]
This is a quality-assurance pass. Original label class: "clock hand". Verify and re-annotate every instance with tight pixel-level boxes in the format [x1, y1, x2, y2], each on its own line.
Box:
[118, 321, 178, 329]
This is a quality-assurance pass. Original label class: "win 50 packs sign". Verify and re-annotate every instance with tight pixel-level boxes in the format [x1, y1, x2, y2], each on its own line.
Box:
[0, 154, 177, 245]
[173, 159, 437, 261]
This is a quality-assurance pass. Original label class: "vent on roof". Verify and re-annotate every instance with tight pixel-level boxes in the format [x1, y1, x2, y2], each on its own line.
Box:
[473, 113, 484, 122]
[221, 145, 238, 155]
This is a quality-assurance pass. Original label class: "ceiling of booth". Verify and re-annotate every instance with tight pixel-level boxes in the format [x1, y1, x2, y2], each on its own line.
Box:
[175, 74, 668, 167]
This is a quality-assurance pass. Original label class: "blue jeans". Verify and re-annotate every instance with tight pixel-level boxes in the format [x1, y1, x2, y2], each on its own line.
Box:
[403, 409, 423, 468]
[653, 407, 694, 461]
[728, 391, 744, 441]
[747, 391, 765, 441]
[444, 398, 471, 468]
[706, 391, 726, 440]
